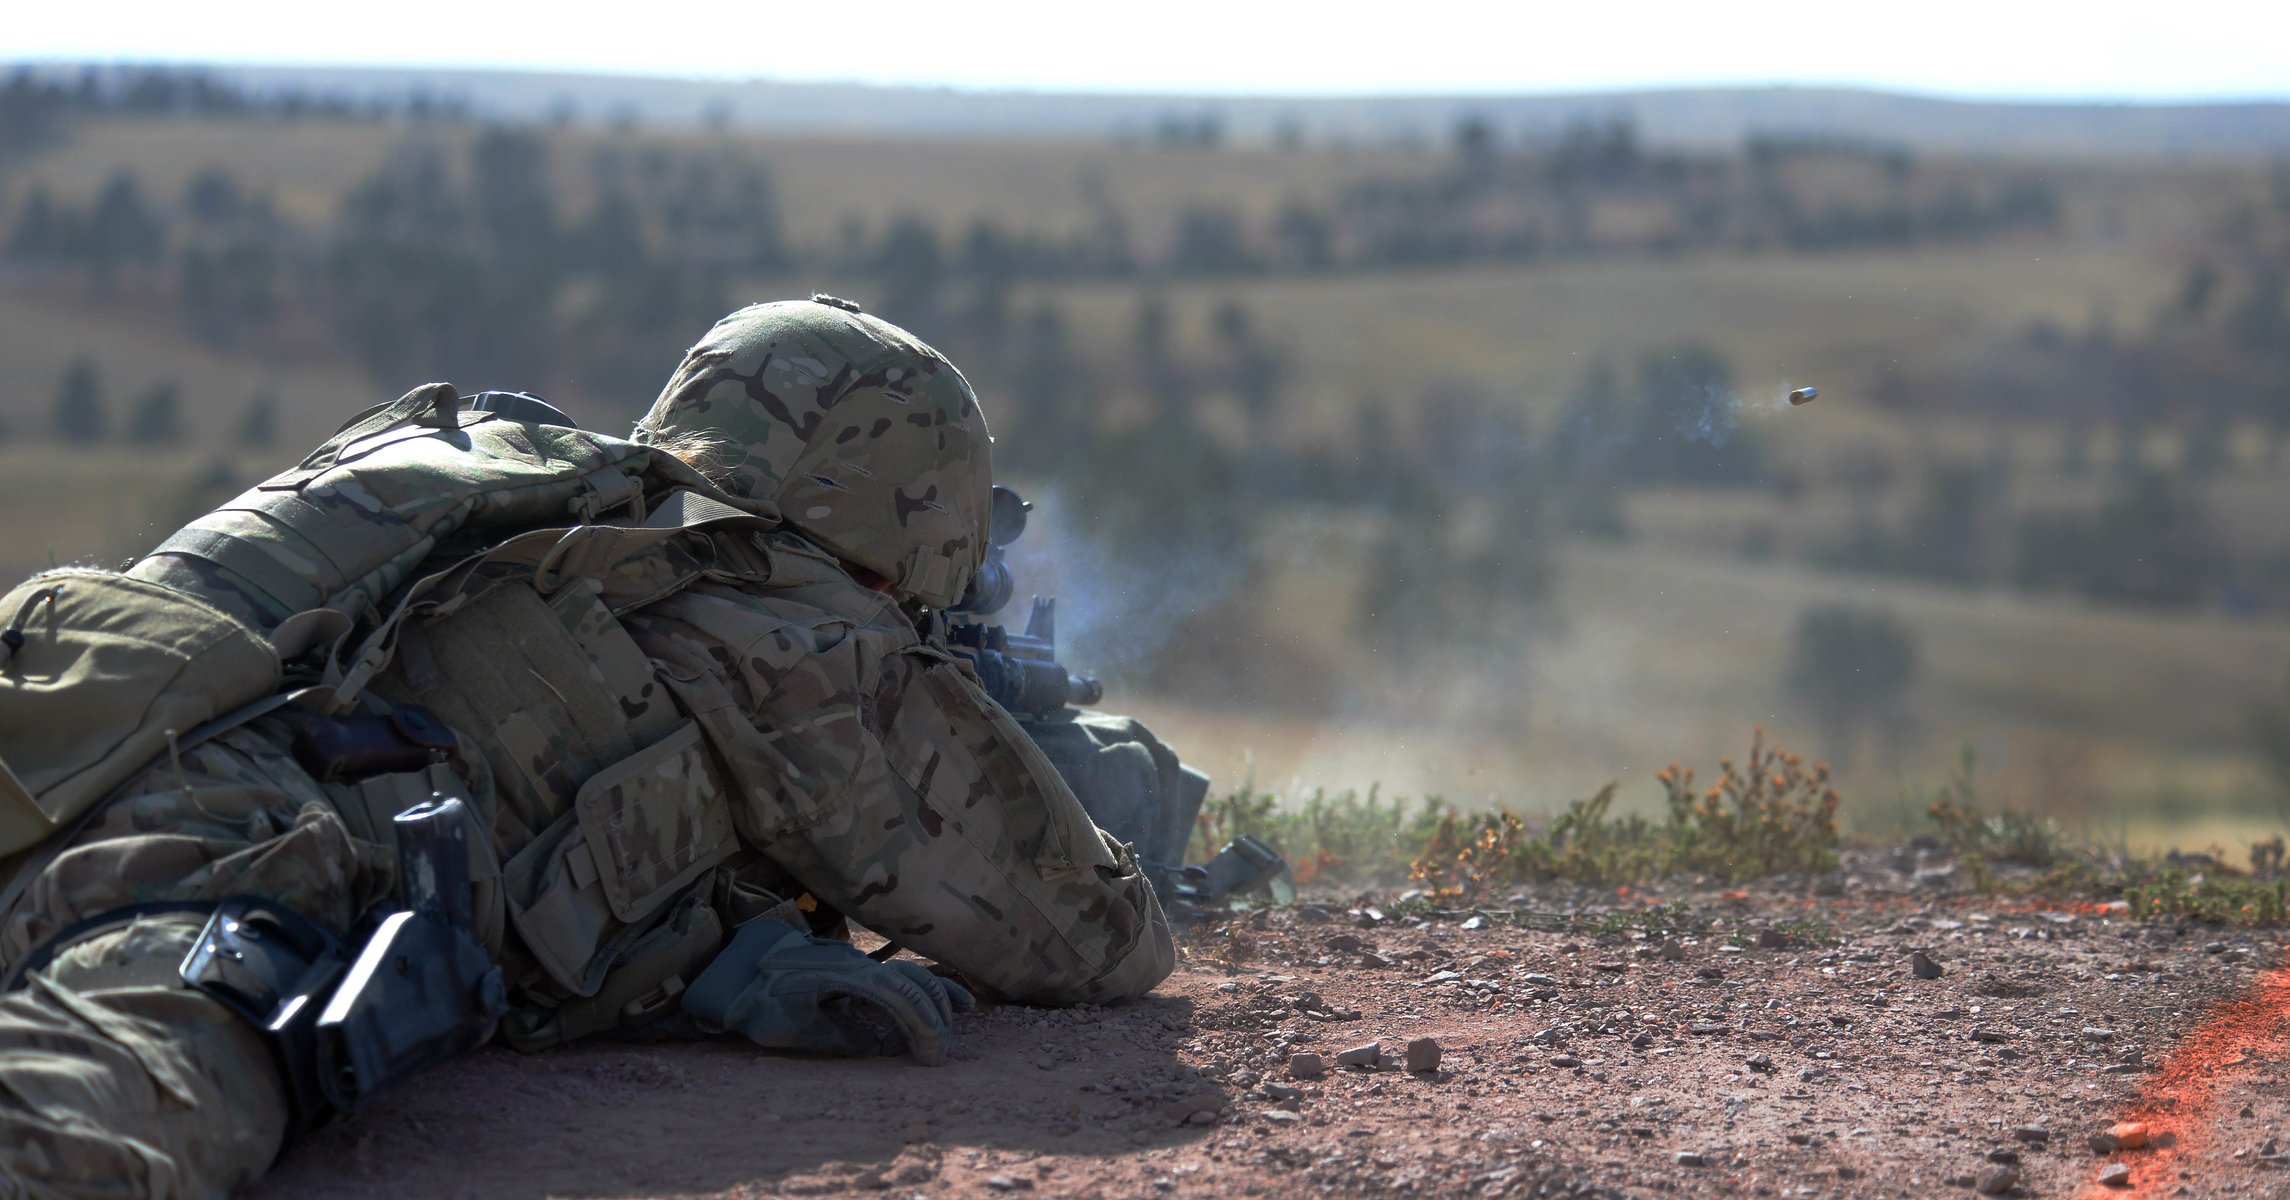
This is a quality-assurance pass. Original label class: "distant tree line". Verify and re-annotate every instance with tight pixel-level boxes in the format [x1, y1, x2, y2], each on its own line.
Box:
[36, 356, 277, 452]
[1, 65, 467, 157]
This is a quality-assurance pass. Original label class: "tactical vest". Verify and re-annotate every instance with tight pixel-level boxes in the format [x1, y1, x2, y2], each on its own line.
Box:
[0, 384, 791, 1048]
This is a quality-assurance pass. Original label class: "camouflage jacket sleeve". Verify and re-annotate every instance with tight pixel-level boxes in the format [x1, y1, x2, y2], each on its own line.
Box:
[621, 540, 1172, 1005]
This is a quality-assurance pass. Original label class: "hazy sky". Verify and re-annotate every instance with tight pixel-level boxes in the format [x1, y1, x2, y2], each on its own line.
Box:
[11, 0, 2289, 100]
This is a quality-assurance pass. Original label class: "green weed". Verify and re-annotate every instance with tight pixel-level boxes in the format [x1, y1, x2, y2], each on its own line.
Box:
[1191, 729, 2290, 927]
[1400, 727, 1840, 898]
[1187, 784, 1448, 885]
[2122, 868, 2290, 925]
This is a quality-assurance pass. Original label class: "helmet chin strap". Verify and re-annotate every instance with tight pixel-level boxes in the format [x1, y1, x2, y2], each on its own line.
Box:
[897, 549, 958, 611]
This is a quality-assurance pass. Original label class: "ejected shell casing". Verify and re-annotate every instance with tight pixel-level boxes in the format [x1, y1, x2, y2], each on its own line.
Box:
[1788, 386, 1819, 406]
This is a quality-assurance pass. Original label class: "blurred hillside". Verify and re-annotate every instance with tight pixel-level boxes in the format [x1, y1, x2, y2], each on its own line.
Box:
[5, 65, 2290, 849]
[136, 65, 2290, 158]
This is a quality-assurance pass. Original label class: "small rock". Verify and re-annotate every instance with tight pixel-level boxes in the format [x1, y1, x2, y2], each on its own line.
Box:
[854, 1169, 890, 1190]
[1162, 1091, 1225, 1122]
[1911, 950, 1944, 979]
[1970, 1027, 2010, 1043]
[1834, 1166, 1859, 1180]
[1405, 1037, 1442, 1073]
[1550, 1055, 1583, 1069]
[1689, 1022, 1730, 1036]
[2108, 1122, 2149, 1150]
[1336, 1042, 1382, 1069]
[2089, 1131, 2121, 1155]
[2082, 1027, 2117, 1042]
[1675, 1151, 1711, 1167]
[2011, 1125, 2051, 1144]
[1263, 1083, 1304, 1101]
[1324, 934, 1364, 952]
[1755, 927, 1790, 949]
[1183, 1109, 1217, 1126]
[1798, 1067, 1828, 1083]
[2098, 1163, 2132, 1188]
[1288, 1053, 1326, 1080]
[1263, 1110, 1304, 1125]
[1746, 1054, 1774, 1073]
[1986, 1148, 2021, 1164]
[1975, 1164, 2021, 1195]
[1522, 973, 1558, 987]
[1656, 940, 1687, 962]
[984, 1175, 1031, 1192]
[1696, 966, 1726, 980]
[1631, 1032, 1656, 1049]
[1461, 916, 1487, 931]
[1033, 1056, 1056, 1070]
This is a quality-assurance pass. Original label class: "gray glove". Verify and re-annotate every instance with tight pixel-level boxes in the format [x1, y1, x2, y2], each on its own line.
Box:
[681, 918, 975, 1065]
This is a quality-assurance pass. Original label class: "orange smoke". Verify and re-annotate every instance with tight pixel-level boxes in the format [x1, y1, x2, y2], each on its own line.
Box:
[2078, 960, 2290, 1197]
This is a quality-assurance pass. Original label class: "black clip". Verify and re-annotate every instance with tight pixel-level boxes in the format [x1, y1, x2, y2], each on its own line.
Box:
[0, 583, 64, 669]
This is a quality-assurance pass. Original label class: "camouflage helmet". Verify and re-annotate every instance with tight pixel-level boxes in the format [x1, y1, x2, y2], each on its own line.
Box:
[633, 297, 993, 609]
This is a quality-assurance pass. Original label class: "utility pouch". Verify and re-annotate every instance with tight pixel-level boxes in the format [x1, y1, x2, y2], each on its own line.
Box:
[497, 887, 724, 1051]
[501, 721, 737, 997]
[0, 571, 283, 857]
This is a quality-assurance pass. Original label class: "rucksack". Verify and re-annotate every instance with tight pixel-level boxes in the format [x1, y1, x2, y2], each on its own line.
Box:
[0, 383, 775, 858]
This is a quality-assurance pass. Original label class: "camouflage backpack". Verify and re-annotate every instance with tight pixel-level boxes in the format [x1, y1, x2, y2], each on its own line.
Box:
[0, 382, 774, 860]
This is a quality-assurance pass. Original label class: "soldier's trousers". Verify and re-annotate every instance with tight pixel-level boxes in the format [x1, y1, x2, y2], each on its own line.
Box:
[0, 721, 387, 1200]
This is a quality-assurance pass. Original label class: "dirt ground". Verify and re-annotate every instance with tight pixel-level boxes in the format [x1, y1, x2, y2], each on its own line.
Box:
[251, 856, 2290, 1200]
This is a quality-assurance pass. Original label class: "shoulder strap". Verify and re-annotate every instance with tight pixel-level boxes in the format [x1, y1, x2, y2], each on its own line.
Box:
[323, 490, 778, 711]
[262, 384, 481, 492]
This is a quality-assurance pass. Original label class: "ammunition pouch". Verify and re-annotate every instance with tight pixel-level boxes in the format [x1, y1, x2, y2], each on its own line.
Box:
[281, 704, 458, 783]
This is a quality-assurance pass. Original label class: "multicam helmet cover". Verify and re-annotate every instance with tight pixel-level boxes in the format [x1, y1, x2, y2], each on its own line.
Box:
[633, 297, 994, 609]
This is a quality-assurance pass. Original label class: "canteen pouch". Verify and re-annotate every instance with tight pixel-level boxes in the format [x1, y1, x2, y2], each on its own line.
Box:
[501, 720, 738, 998]
[0, 570, 282, 856]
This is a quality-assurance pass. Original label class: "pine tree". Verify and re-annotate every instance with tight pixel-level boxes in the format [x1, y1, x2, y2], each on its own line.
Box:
[53, 357, 107, 444]
[236, 390, 279, 448]
[126, 380, 183, 445]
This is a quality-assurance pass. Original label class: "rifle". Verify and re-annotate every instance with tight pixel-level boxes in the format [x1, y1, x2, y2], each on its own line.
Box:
[942, 485, 1103, 717]
[942, 486, 1292, 910]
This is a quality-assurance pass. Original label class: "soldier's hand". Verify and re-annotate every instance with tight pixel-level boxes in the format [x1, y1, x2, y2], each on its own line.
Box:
[681, 918, 976, 1065]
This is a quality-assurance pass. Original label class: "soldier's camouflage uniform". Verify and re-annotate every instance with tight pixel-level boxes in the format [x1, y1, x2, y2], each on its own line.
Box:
[0, 299, 1178, 1200]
